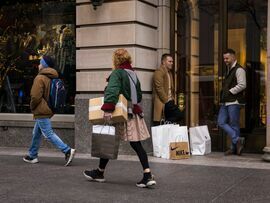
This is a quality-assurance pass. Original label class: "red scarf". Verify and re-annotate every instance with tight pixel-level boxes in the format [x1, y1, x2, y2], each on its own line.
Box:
[118, 62, 134, 71]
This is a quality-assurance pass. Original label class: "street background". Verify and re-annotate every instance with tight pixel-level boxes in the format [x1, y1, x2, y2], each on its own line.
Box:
[1, 148, 270, 202]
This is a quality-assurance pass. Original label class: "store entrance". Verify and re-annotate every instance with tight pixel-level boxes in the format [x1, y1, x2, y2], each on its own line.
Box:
[174, 0, 267, 153]
[227, 0, 267, 152]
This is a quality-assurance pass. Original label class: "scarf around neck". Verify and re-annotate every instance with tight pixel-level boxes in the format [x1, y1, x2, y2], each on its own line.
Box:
[118, 62, 137, 104]
[118, 62, 142, 114]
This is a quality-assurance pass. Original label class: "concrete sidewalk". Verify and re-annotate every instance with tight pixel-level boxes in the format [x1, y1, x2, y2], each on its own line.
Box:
[1, 147, 270, 202]
[0, 147, 269, 170]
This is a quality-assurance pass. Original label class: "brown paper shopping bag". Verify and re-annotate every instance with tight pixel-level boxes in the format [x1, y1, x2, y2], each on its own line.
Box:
[169, 142, 190, 160]
[91, 125, 120, 159]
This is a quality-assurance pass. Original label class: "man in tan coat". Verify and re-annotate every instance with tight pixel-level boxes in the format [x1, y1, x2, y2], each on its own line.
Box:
[153, 54, 182, 124]
[23, 56, 75, 166]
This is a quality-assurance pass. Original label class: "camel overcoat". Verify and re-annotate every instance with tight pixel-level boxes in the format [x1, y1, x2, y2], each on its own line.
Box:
[152, 65, 175, 122]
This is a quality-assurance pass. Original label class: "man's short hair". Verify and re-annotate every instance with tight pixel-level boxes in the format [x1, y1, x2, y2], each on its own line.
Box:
[161, 53, 173, 62]
[224, 48, 236, 55]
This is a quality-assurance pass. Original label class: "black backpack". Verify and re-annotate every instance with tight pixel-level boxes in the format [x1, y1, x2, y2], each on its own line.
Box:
[48, 78, 66, 113]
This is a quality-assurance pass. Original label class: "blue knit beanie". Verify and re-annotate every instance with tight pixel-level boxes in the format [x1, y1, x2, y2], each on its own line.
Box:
[40, 56, 55, 68]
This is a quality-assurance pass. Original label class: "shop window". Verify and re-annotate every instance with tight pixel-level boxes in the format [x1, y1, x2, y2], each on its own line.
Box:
[0, 0, 75, 114]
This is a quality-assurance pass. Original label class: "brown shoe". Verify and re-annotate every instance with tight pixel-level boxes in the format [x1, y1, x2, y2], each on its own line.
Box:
[236, 137, 245, 155]
[224, 149, 236, 156]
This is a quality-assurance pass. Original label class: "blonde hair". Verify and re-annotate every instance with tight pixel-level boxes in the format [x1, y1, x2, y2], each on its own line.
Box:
[112, 49, 132, 69]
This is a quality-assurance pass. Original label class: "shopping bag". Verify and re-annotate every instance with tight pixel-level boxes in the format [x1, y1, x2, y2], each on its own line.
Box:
[170, 142, 190, 159]
[151, 124, 174, 157]
[189, 125, 211, 155]
[91, 125, 120, 159]
[161, 125, 189, 159]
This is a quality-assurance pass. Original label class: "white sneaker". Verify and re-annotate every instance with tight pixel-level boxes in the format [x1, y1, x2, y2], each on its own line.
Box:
[65, 148, 76, 166]
[136, 175, 156, 188]
[23, 155, 39, 164]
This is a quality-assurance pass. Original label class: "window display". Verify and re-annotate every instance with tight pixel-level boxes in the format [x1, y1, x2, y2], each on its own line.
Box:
[0, 0, 75, 114]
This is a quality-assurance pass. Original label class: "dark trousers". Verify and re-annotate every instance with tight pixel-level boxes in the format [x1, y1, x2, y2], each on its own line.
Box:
[164, 100, 183, 123]
[99, 141, 149, 170]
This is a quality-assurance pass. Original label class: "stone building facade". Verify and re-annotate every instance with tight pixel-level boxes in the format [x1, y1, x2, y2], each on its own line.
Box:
[0, 0, 269, 159]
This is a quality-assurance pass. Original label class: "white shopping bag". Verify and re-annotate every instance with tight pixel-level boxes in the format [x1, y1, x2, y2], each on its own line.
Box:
[151, 124, 174, 157]
[189, 125, 211, 155]
[161, 125, 189, 159]
[92, 125, 115, 135]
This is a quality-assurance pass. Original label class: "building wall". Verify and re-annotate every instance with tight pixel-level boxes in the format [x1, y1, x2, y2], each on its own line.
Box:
[0, 0, 170, 154]
[1, 0, 268, 153]
[75, 0, 169, 153]
[0, 114, 74, 149]
[76, 0, 158, 92]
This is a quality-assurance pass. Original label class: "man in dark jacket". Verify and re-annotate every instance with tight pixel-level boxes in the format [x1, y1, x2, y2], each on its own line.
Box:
[218, 49, 246, 156]
[23, 56, 75, 166]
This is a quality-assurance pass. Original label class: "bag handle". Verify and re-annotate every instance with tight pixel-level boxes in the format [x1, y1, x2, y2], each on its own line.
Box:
[98, 121, 114, 134]
[160, 119, 177, 125]
[170, 126, 187, 147]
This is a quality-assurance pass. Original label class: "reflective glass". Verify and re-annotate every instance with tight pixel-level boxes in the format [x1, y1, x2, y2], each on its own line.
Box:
[0, 0, 75, 114]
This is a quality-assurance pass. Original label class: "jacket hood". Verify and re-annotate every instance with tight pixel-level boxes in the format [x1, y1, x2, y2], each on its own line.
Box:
[38, 67, 58, 79]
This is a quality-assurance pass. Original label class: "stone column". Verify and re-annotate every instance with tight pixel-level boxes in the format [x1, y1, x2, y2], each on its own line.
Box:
[172, 0, 200, 126]
[75, 0, 158, 153]
[262, 0, 270, 161]
[189, 0, 200, 126]
[157, 0, 170, 59]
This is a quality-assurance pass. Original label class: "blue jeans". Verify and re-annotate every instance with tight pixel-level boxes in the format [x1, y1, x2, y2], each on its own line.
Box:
[217, 104, 240, 145]
[29, 118, 70, 158]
